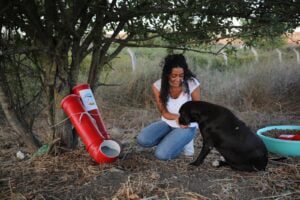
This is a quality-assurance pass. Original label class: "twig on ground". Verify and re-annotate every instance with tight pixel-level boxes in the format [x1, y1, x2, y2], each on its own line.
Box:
[251, 191, 299, 200]
[184, 191, 211, 200]
[141, 195, 158, 200]
[8, 177, 13, 195]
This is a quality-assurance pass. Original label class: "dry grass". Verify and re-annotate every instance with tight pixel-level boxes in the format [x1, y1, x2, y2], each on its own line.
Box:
[1, 123, 300, 199]
[196, 61, 300, 116]
[1, 97, 300, 199]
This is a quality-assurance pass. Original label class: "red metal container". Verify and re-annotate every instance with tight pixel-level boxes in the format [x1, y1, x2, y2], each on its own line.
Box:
[72, 83, 110, 139]
[61, 94, 120, 163]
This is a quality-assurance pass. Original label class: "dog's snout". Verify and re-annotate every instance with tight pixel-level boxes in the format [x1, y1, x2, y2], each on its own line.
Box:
[178, 116, 184, 124]
[179, 115, 189, 125]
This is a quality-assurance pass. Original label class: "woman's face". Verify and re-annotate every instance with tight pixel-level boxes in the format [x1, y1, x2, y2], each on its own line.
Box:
[168, 67, 184, 87]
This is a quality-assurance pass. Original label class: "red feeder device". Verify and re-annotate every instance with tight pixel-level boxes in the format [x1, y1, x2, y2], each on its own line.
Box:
[278, 134, 300, 141]
[61, 94, 120, 163]
[72, 83, 110, 139]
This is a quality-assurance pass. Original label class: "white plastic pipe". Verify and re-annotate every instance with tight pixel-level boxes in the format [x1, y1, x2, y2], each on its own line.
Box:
[127, 48, 137, 71]
[251, 47, 258, 62]
[292, 48, 300, 64]
[275, 49, 282, 63]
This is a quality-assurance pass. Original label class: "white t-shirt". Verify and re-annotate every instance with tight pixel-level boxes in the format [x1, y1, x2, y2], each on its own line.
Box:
[153, 77, 200, 128]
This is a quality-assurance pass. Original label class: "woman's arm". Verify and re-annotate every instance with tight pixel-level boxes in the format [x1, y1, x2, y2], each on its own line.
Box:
[191, 85, 201, 101]
[152, 84, 179, 120]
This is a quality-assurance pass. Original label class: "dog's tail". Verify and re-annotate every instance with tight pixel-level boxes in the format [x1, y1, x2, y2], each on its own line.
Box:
[252, 156, 287, 171]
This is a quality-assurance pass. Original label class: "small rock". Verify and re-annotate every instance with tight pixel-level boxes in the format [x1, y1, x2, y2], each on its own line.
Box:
[150, 172, 160, 180]
[16, 151, 25, 160]
[110, 167, 124, 173]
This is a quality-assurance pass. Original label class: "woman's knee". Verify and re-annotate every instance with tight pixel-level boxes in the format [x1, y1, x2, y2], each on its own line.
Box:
[137, 121, 170, 147]
[182, 127, 197, 136]
[155, 146, 179, 160]
[136, 128, 157, 147]
[136, 133, 152, 147]
[155, 149, 172, 160]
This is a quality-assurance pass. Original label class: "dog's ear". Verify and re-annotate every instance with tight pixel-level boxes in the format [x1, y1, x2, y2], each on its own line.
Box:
[195, 114, 208, 124]
[189, 109, 209, 124]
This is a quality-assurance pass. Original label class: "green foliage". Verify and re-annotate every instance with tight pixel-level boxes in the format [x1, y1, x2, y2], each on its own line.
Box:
[240, 18, 290, 49]
[243, 35, 287, 50]
[33, 144, 49, 157]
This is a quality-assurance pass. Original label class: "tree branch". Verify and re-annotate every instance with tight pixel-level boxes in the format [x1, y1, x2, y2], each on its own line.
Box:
[120, 43, 217, 55]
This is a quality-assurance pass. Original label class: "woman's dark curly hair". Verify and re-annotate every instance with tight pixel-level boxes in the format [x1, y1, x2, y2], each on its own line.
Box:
[160, 54, 196, 107]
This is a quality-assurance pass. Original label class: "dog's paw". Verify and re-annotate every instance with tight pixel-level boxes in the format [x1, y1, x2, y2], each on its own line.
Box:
[212, 160, 220, 167]
[212, 156, 226, 167]
[220, 156, 226, 162]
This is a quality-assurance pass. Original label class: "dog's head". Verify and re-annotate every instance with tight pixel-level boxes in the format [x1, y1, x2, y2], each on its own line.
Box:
[178, 101, 198, 125]
[179, 101, 209, 126]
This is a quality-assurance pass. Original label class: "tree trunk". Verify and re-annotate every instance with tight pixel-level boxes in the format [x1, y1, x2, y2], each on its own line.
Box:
[52, 85, 75, 149]
[43, 53, 78, 149]
[87, 48, 101, 90]
[45, 50, 83, 149]
[0, 85, 41, 153]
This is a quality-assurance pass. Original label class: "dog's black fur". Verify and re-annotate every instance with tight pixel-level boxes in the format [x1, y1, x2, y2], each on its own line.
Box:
[179, 101, 268, 171]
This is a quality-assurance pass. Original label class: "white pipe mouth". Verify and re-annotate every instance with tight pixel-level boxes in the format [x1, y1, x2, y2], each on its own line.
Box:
[99, 140, 121, 158]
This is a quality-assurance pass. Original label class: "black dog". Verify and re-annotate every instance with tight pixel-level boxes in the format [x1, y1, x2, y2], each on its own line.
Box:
[179, 101, 268, 171]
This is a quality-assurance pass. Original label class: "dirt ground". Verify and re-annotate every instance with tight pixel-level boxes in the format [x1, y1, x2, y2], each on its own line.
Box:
[1, 125, 300, 200]
[0, 102, 300, 200]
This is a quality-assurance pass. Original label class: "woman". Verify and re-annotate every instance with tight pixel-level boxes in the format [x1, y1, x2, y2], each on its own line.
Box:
[137, 54, 201, 160]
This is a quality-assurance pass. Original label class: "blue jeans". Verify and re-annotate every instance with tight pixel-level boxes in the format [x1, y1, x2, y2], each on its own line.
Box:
[137, 121, 197, 160]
